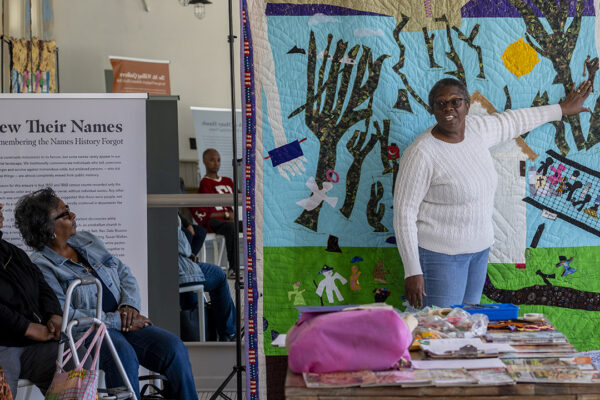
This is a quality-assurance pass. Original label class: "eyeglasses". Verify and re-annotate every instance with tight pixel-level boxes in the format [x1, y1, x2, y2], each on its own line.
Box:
[433, 98, 466, 110]
[54, 205, 72, 220]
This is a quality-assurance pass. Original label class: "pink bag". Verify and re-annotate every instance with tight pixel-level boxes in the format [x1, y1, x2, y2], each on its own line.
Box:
[45, 322, 106, 400]
[287, 308, 413, 373]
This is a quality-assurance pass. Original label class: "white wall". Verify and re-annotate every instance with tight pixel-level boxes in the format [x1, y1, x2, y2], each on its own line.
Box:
[52, 0, 241, 161]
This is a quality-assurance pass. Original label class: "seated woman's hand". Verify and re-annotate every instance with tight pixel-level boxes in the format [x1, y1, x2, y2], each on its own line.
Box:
[46, 314, 63, 341]
[25, 322, 54, 341]
[119, 305, 139, 332]
[128, 314, 153, 332]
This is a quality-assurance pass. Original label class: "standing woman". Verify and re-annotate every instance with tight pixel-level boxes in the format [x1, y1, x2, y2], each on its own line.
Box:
[14, 188, 198, 400]
[394, 78, 593, 308]
[0, 201, 64, 397]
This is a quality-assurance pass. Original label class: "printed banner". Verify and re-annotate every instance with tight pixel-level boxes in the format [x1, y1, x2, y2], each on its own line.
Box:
[110, 56, 171, 95]
[243, 0, 600, 398]
[0, 93, 149, 311]
[191, 107, 243, 180]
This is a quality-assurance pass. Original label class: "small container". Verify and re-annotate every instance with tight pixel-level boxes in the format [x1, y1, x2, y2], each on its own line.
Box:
[451, 303, 519, 321]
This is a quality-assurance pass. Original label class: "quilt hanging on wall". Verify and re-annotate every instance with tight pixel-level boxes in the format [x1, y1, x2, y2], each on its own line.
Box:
[7, 37, 57, 93]
[242, 0, 600, 398]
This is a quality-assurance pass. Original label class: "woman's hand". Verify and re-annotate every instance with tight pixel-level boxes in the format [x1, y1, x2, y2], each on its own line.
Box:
[119, 305, 139, 332]
[47, 314, 63, 341]
[128, 315, 153, 332]
[560, 80, 593, 115]
[404, 275, 426, 309]
[25, 322, 54, 341]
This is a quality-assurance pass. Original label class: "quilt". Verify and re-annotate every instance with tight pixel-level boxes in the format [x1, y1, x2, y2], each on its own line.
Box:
[242, 1, 600, 398]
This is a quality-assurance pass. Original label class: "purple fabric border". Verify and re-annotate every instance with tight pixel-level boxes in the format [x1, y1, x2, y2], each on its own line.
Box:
[266, 3, 385, 16]
[462, 0, 595, 18]
[241, 1, 259, 399]
[265, 1, 596, 18]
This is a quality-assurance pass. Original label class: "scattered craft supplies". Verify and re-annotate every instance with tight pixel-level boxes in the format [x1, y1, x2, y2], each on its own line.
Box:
[487, 319, 554, 331]
[414, 307, 489, 340]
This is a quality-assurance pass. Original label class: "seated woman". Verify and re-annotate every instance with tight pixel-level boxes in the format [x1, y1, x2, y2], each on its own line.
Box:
[0, 201, 64, 396]
[14, 188, 199, 400]
[178, 216, 236, 341]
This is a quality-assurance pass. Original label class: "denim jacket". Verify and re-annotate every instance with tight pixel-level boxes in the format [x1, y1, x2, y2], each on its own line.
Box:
[31, 231, 141, 331]
[178, 217, 205, 285]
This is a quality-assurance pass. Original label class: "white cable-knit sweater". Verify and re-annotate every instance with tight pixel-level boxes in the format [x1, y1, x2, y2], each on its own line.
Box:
[393, 104, 562, 278]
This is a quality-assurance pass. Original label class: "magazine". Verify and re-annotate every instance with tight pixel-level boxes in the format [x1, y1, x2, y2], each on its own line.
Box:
[302, 370, 377, 388]
[510, 344, 577, 353]
[361, 370, 432, 387]
[509, 367, 600, 384]
[412, 358, 505, 370]
[504, 356, 600, 384]
[420, 338, 515, 357]
[468, 368, 515, 386]
[485, 331, 568, 345]
[429, 369, 478, 386]
[502, 356, 595, 370]
[502, 351, 581, 359]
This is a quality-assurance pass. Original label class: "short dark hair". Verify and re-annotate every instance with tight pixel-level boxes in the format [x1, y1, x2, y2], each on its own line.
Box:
[14, 187, 60, 250]
[428, 78, 470, 110]
[202, 148, 219, 160]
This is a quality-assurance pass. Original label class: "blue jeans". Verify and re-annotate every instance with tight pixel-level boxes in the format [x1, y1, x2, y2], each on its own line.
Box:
[418, 247, 490, 308]
[180, 262, 236, 339]
[98, 326, 198, 400]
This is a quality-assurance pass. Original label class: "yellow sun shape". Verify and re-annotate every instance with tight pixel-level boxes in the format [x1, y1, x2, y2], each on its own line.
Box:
[501, 38, 540, 78]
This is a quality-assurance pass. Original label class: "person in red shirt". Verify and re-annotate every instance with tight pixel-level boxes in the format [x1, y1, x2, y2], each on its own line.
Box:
[192, 149, 239, 279]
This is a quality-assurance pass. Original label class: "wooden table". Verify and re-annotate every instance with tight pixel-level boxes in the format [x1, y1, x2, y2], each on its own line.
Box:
[285, 368, 600, 399]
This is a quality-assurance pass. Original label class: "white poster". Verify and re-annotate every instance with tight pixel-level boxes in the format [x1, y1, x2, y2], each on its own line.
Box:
[191, 107, 242, 181]
[0, 93, 148, 311]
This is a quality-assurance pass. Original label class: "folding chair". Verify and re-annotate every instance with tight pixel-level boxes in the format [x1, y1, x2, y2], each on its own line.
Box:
[199, 233, 226, 266]
[179, 283, 207, 341]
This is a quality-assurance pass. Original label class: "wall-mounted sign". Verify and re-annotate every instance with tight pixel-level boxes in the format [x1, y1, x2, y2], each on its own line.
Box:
[110, 56, 170, 95]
